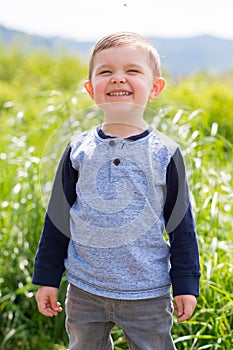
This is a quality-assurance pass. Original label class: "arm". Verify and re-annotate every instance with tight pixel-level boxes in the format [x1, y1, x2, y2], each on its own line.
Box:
[164, 148, 201, 321]
[32, 143, 78, 288]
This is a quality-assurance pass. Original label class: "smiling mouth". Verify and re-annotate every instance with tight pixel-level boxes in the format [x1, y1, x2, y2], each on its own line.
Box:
[107, 91, 132, 96]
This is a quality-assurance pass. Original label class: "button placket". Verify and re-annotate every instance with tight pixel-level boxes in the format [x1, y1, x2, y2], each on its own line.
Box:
[107, 139, 128, 167]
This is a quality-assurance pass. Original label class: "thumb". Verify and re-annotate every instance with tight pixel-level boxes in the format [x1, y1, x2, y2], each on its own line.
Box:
[49, 294, 59, 311]
[174, 298, 184, 317]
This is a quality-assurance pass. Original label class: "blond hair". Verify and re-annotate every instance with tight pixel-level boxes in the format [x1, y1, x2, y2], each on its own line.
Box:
[88, 32, 161, 80]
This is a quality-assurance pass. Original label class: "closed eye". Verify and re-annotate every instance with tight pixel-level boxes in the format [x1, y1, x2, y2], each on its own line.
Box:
[99, 70, 112, 75]
[127, 69, 141, 74]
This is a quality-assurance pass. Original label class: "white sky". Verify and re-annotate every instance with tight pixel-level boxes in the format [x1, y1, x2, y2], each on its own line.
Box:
[0, 0, 232, 41]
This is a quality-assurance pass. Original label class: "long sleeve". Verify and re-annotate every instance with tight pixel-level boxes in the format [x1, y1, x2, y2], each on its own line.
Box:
[164, 148, 201, 297]
[32, 143, 78, 288]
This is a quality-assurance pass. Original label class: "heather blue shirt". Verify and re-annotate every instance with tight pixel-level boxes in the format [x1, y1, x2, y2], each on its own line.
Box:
[32, 126, 201, 298]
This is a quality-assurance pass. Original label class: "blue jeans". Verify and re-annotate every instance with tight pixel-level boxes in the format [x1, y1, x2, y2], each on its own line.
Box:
[65, 284, 176, 350]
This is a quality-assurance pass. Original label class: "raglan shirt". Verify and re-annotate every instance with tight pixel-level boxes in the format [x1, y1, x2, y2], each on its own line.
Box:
[32, 125, 201, 299]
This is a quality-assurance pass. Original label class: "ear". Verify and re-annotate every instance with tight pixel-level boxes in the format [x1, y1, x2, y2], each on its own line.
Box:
[149, 77, 165, 99]
[84, 80, 94, 99]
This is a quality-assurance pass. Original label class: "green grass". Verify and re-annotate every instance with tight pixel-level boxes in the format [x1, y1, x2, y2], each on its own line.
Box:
[1, 104, 233, 349]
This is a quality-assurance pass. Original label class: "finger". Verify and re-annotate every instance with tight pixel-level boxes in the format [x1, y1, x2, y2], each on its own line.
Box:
[177, 304, 194, 322]
[49, 295, 60, 312]
[36, 295, 59, 316]
[177, 313, 187, 322]
[57, 302, 63, 312]
[54, 301, 63, 313]
[35, 286, 62, 317]
[38, 301, 57, 317]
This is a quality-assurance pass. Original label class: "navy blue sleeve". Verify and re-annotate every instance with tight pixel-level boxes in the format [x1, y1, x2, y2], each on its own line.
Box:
[164, 148, 201, 297]
[32, 143, 78, 288]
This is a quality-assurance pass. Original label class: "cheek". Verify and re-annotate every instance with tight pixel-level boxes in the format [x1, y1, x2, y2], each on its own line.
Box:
[132, 77, 151, 92]
[134, 80, 152, 100]
[92, 81, 106, 99]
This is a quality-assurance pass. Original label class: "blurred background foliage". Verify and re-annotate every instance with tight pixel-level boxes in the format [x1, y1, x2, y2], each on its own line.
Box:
[0, 43, 233, 349]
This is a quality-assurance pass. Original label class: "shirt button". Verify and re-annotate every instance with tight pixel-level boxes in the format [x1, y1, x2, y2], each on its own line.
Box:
[113, 158, 120, 166]
[109, 140, 115, 146]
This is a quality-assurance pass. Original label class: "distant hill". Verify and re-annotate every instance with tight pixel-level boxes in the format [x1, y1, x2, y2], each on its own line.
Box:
[1, 24, 233, 78]
[151, 35, 233, 78]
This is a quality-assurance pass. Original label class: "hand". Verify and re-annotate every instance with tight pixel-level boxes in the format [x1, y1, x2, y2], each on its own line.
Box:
[36, 286, 62, 317]
[173, 294, 197, 322]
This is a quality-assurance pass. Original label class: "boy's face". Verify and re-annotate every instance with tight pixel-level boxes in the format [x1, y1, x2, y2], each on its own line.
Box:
[85, 45, 164, 115]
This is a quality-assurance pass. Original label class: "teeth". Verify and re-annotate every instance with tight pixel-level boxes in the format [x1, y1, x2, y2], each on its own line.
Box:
[109, 91, 131, 96]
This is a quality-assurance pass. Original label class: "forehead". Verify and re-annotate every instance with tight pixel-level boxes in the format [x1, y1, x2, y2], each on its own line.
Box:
[92, 45, 149, 67]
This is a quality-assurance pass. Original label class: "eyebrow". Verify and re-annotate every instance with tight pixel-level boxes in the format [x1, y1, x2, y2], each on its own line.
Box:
[95, 64, 111, 70]
[95, 63, 144, 70]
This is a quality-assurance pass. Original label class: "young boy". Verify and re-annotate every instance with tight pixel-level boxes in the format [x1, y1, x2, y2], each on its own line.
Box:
[33, 32, 201, 350]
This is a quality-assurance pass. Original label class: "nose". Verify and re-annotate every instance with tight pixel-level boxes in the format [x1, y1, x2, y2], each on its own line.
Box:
[111, 76, 126, 84]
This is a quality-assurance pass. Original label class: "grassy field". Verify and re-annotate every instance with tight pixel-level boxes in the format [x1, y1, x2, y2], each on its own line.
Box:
[0, 45, 233, 349]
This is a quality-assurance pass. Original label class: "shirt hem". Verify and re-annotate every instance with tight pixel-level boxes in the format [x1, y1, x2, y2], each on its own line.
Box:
[66, 274, 171, 300]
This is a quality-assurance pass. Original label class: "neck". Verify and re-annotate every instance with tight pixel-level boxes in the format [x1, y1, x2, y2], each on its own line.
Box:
[102, 121, 148, 138]
[100, 103, 148, 138]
